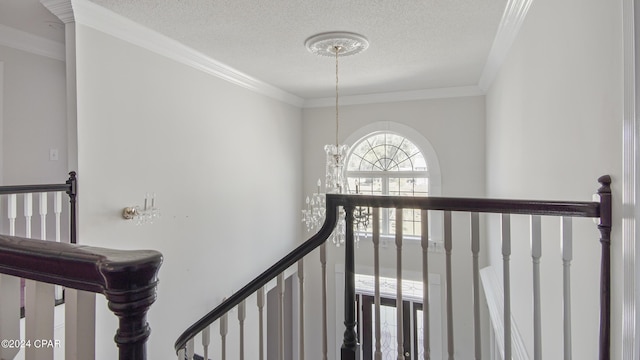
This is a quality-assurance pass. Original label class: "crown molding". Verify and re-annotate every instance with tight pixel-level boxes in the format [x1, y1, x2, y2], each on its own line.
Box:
[41, 0, 74, 24]
[478, 0, 534, 92]
[70, 0, 304, 107]
[302, 85, 484, 108]
[0, 24, 65, 61]
[64, 0, 527, 108]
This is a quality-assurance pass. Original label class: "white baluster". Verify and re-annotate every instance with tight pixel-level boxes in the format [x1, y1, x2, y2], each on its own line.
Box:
[39, 193, 47, 240]
[396, 209, 404, 360]
[278, 273, 285, 360]
[24, 193, 32, 238]
[531, 215, 542, 360]
[471, 212, 481, 360]
[0, 194, 20, 360]
[444, 211, 454, 360]
[421, 210, 430, 360]
[561, 217, 573, 360]
[257, 287, 265, 360]
[8, 193, 16, 235]
[54, 192, 62, 243]
[501, 214, 512, 360]
[202, 325, 210, 360]
[297, 259, 305, 360]
[177, 347, 186, 360]
[220, 307, 228, 360]
[65, 289, 96, 360]
[25, 279, 55, 360]
[186, 338, 194, 360]
[373, 208, 382, 360]
[238, 300, 246, 360]
[320, 243, 328, 360]
[53, 192, 63, 300]
[0, 274, 20, 360]
[26, 193, 54, 360]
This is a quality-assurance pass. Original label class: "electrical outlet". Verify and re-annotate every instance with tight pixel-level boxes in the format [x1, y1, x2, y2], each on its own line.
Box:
[49, 149, 59, 161]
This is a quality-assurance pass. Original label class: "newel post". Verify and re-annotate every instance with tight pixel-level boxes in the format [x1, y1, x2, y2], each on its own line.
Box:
[597, 175, 611, 360]
[100, 252, 163, 360]
[65, 171, 77, 244]
[342, 205, 360, 360]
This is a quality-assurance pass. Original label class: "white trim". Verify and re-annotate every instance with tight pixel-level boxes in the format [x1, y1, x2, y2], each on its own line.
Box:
[480, 266, 530, 360]
[61, 0, 530, 108]
[69, 0, 304, 107]
[0, 24, 65, 62]
[303, 86, 484, 108]
[40, 0, 74, 24]
[622, 0, 639, 358]
[63, 0, 529, 108]
[478, 0, 533, 92]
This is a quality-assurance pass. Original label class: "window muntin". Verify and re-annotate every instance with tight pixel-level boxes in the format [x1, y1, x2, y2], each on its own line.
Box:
[347, 133, 427, 172]
[346, 132, 429, 236]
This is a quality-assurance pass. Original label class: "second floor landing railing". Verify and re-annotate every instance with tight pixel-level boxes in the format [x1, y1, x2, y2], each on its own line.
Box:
[175, 175, 612, 360]
[0, 173, 163, 360]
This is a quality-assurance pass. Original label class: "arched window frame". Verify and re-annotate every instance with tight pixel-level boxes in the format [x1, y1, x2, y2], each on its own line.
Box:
[344, 122, 442, 242]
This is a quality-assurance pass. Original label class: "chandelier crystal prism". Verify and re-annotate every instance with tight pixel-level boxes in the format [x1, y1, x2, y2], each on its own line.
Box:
[302, 32, 369, 246]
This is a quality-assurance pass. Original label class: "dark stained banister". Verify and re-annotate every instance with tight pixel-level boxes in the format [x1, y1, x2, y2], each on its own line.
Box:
[0, 235, 163, 360]
[175, 175, 612, 360]
[174, 197, 340, 353]
[597, 175, 612, 360]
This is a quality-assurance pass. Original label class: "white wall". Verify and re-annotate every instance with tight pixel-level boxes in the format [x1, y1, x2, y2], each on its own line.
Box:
[0, 61, 4, 183]
[485, 0, 623, 358]
[301, 96, 487, 358]
[0, 44, 67, 185]
[74, 25, 303, 359]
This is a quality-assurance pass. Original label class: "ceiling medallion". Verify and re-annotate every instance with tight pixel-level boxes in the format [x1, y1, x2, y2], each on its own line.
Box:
[305, 31, 369, 57]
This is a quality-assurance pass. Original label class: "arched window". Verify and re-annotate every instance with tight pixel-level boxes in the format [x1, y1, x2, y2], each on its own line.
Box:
[344, 122, 441, 239]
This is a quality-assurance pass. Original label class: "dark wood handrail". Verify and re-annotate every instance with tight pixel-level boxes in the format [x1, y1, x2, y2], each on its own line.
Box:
[0, 234, 163, 359]
[327, 193, 601, 217]
[0, 183, 71, 194]
[175, 175, 611, 355]
[0, 171, 76, 195]
[174, 200, 339, 353]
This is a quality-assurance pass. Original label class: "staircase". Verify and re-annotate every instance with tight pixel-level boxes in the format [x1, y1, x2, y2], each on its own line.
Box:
[175, 176, 612, 360]
[0, 174, 611, 359]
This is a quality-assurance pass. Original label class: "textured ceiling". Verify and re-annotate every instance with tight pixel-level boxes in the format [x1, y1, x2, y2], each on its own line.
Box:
[86, 0, 507, 99]
[3, 0, 507, 100]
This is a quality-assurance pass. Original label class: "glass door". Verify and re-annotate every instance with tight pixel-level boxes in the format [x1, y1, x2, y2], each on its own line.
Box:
[361, 295, 418, 359]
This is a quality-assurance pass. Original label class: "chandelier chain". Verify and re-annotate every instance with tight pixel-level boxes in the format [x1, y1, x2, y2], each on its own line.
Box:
[303, 33, 368, 246]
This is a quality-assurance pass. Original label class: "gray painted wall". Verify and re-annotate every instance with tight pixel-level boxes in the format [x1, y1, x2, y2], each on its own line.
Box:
[74, 25, 303, 359]
[0, 44, 67, 185]
[301, 96, 487, 359]
[485, 0, 623, 358]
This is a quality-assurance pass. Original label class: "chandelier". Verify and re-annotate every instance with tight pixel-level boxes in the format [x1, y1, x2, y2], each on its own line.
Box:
[302, 32, 369, 246]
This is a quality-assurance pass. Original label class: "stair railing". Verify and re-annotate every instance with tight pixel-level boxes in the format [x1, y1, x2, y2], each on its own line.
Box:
[0, 233, 163, 359]
[175, 175, 611, 360]
[174, 195, 340, 359]
[0, 172, 163, 360]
